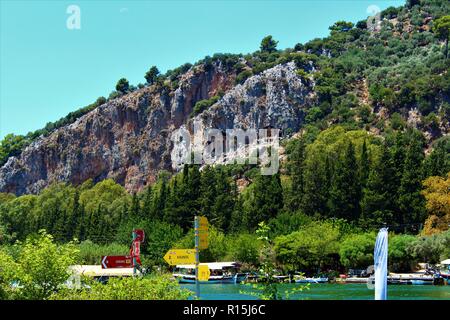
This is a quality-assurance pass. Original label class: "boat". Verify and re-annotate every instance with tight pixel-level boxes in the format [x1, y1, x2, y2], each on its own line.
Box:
[173, 262, 248, 284]
[294, 276, 328, 284]
[410, 279, 433, 285]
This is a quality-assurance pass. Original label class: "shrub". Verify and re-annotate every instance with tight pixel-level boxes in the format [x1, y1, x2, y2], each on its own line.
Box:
[50, 274, 192, 300]
[191, 95, 220, 116]
[339, 233, 375, 269]
[235, 70, 253, 84]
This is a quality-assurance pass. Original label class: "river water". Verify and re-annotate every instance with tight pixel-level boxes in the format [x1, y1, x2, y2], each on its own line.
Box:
[181, 283, 450, 300]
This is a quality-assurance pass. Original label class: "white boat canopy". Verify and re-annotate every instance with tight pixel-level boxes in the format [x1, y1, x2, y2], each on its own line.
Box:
[69, 265, 141, 277]
[175, 262, 239, 270]
[440, 259, 450, 265]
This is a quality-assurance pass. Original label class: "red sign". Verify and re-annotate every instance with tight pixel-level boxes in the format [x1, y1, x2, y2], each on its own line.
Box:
[129, 240, 142, 265]
[133, 229, 145, 242]
[101, 255, 133, 269]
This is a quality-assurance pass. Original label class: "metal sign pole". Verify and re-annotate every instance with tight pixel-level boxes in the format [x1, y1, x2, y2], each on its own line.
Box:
[132, 230, 137, 276]
[194, 216, 200, 299]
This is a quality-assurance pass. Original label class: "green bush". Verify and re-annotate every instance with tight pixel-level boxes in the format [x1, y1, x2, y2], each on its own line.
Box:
[388, 234, 417, 272]
[0, 231, 79, 300]
[77, 240, 129, 265]
[50, 274, 192, 300]
[191, 95, 220, 116]
[339, 232, 375, 269]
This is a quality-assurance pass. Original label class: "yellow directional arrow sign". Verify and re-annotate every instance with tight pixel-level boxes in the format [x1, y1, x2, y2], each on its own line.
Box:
[198, 216, 208, 231]
[199, 231, 208, 250]
[163, 249, 196, 266]
[198, 265, 210, 281]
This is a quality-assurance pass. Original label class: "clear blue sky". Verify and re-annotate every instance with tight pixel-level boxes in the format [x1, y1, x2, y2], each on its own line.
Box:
[0, 0, 404, 139]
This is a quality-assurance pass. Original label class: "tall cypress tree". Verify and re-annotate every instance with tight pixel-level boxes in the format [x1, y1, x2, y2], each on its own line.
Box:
[302, 147, 329, 216]
[130, 193, 140, 219]
[327, 140, 361, 220]
[360, 142, 396, 227]
[142, 186, 154, 220]
[199, 165, 217, 220]
[423, 137, 450, 177]
[359, 139, 370, 190]
[397, 129, 426, 227]
[246, 172, 283, 230]
[211, 168, 234, 231]
[286, 137, 306, 212]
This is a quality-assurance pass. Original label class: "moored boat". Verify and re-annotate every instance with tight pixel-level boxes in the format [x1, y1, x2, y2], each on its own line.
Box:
[294, 276, 328, 284]
[173, 262, 248, 284]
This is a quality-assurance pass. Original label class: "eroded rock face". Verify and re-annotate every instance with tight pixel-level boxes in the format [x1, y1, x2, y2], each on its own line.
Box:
[0, 62, 314, 195]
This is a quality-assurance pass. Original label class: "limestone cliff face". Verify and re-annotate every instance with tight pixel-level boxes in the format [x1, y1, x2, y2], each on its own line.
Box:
[0, 61, 314, 195]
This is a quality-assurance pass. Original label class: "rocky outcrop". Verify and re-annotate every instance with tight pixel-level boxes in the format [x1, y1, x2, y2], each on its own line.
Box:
[0, 61, 314, 195]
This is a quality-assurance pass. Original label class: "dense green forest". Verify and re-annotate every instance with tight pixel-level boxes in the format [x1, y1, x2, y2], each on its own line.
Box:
[1, 125, 449, 273]
[0, 0, 449, 275]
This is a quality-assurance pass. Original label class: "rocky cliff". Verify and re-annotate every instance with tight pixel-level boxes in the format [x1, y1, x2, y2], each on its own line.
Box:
[0, 61, 314, 195]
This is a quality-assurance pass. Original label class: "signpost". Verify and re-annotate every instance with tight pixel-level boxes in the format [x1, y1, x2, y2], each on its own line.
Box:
[194, 216, 209, 298]
[101, 255, 133, 269]
[101, 229, 144, 274]
[163, 216, 209, 299]
[163, 249, 196, 265]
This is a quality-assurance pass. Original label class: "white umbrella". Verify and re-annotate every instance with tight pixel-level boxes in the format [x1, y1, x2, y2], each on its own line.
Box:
[440, 259, 450, 265]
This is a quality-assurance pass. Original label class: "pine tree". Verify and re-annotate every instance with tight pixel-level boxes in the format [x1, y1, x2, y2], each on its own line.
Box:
[327, 140, 361, 220]
[301, 150, 330, 216]
[423, 137, 450, 177]
[130, 193, 140, 218]
[211, 168, 234, 231]
[286, 137, 306, 211]
[199, 165, 217, 220]
[360, 142, 396, 227]
[67, 190, 81, 240]
[359, 139, 370, 189]
[246, 172, 283, 230]
[142, 186, 154, 220]
[155, 178, 168, 220]
[397, 129, 426, 228]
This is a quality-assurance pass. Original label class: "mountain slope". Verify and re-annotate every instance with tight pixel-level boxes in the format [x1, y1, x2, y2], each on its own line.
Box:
[0, 0, 449, 195]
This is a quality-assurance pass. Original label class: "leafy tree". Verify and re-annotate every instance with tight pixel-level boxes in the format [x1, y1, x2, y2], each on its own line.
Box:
[339, 232, 375, 269]
[408, 231, 450, 264]
[0, 231, 79, 300]
[389, 234, 417, 272]
[274, 221, 340, 272]
[421, 173, 450, 235]
[227, 234, 261, 265]
[433, 15, 450, 58]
